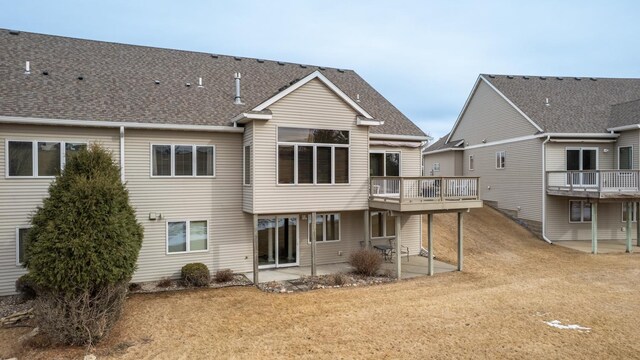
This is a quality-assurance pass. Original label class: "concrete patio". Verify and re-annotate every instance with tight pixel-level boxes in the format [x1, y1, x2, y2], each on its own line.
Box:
[246, 255, 457, 283]
[555, 240, 640, 254]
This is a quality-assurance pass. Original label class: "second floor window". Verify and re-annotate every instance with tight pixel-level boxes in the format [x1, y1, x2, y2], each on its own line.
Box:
[469, 155, 474, 171]
[7, 140, 87, 177]
[151, 144, 215, 177]
[277, 127, 349, 185]
[496, 151, 506, 169]
[619, 146, 632, 170]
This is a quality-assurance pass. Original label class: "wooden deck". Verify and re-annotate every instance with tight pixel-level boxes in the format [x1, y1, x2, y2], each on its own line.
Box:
[546, 170, 640, 199]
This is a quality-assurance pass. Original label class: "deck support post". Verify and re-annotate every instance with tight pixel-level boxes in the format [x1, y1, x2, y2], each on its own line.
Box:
[395, 213, 402, 280]
[591, 202, 598, 254]
[637, 202, 640, 247]
[427, 213, 434, 276]
[311, 212, 317, 276]
[364, 210, 370, 249]
[252, 214, 259, 285]
[626, 202, 633, 253]
[457, 211, 464, 271]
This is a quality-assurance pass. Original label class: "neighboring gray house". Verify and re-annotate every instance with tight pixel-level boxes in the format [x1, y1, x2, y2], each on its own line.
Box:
[0, 30, 479, 296]
[424, 74, 640, 251]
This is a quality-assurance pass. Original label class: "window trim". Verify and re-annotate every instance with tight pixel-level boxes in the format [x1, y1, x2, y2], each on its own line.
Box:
[243, 144, 252, 186]
[469, 155, 474, 171]
[370, 211, 397, 239]
[16, 225, 31, 266]
[276, 126, 351, 186]
[5, 139, 88, 178]
[568, 200, 592, 223]
[149, 144, 216, 178]
[618, 146, 633, 170]
[369, 150, 403, 176]
[621, 203, 638, 223]
[495, 150, 506, 170]
[307, 213, 341, 243]
[165, 219, 210, 254]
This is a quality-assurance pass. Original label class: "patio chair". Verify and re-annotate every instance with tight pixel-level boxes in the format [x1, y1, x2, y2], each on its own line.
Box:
[388, 238, 409, 262]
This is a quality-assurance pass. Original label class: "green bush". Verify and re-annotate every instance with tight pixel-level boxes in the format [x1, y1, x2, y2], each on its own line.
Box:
[24, 144, 143, 345]
[348, 249, 383, 277]
[214, 269, 234, 283]
[182, 263, 210, 287]
[15, 273, 37, 300]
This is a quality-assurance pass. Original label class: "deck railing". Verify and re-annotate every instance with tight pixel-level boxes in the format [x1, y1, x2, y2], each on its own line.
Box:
[546, 170, 640, 193]
[369, 176, 480, 203]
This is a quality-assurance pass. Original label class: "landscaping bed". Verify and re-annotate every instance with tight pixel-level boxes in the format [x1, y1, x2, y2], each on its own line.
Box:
[258, 272, 394, 293]
[128, 274, 253, 294]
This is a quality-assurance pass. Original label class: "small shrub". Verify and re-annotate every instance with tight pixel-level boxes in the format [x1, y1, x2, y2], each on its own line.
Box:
[128, 282, 142, 292]
[181, 263, 210, 287]
[156, 278, 173, 288]
[329, 273, 349, 286]
[348, 249, 383, 277]
[15, 273, 37, 300]
[214, 269, 234, 283]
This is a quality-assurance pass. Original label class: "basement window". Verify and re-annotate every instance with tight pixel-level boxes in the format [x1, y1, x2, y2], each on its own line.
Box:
[621, 203, 638, 222]
[166, 220, 209, 253]
[569, 201, 591, 223]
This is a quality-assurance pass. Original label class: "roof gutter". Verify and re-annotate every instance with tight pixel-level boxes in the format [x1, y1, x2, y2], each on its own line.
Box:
[422, 148, 464, 155]
[0, 115, 244, 133]
[606, 124, 640, 132]
[544, 132, 619, 139]
[370, 133, 431, 142]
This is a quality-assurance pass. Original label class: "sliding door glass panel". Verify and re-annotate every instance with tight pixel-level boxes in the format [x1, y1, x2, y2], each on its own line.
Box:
[38, 142, 61, 176]
[325, 214, 339, 241]
[566, 149, 580, 185]
[278, 146, 294, 184]
[278, 217, 297, 265]
[582, 149, 597, 185]
[371, 212, 383, 238]
[298, 146, 313, 184]
[8, 141, 33, 176]
[317, 147, 332, 184]
[386, 215, 396, 236]
[258, 218, 276, 266]
[370, 153, 384, 176]
[316, 215, 324, 242]
[385, 152, 400, 176]
[620, 147, 632, 170]
[335, 147, 349, 183]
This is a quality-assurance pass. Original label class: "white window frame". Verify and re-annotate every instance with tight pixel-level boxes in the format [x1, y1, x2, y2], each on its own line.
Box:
[369, 150, 402, 176]
[165, 219, 209, 254]
[370, 211, 396, 239]
[618, 146, 633, 170]
[568, 200, 592, 223]
[496, 151, 506, 170]
[5, 140, 88, 178]
[243, 144, 251, 186]
[469, 155, 474, 171]
[276, 126, 351, 186]
[16, 225, 31, 266]
[150, 144, 216, 178]
[308, 213, 341, 243]
[621, 203, 638, 223]
[433, 163, 440, 172]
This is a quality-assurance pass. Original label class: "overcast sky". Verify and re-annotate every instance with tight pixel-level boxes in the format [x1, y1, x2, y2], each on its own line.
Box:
[2, 1, 639, 140]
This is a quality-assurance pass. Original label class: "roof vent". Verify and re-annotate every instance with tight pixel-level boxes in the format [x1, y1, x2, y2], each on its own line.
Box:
[356, 94, 361, 102]
[488, 75, 495, 78]
[319, 67, 326, 70]
[556, 77, 563, 80]
[507, 75, 514, 79]
[277, 61, 285, 66]
[42, 70, 49, 76]
[186, 83, 191, 87]
[154, 80, 160, 85]
[575, 77, 581, 81]
[77, 75, 84, 81]
[234, 57, 241, 61]
[211, 54, 219, 59]
[523, 76, 530, 80]
[300, 64, 307, 68]
[234, 72, 244, 105]
[198, 77, 204, 88]
[337, 69, 345, 73]
[590, 77, 597, 81]
[24, 61, 30, 75]
[9, 30, 20, 35]
[540, 76, 547, 80]
[257, 59, 265, 63]
[544, 98, 551, 107]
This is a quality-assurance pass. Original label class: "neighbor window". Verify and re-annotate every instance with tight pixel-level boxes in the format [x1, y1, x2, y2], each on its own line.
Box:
[369, 151, 401, 176]
[277, 127, 349, 184]
[7, 140, 87, 177]
[244, 145, 251, 185]
[16, 226, 31, 265]
[569, 201, 592, 223]
[310, 213, 341, 242]
[167, 220, 208, 253]
[496, 151, 506, 169]
[433, 163, 440, 172]
[619, 146, 633, 170]
[371, 211, 396, 238]
[151, 145, 215, 177]
[621, 203, 638, 222]
[469, 155, 474, 171]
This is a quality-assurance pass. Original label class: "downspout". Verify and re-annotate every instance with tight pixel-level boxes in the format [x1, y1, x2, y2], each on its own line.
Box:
[119, 126, 125, 183]
[541, 135, 552, 243]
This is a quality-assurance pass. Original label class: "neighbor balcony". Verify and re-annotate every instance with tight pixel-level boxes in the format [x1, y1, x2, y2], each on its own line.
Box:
[369, 176, 483, 213]
[546, 170, 640, 199]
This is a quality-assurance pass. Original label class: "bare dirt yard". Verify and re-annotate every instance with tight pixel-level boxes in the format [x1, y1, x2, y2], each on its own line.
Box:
[2, 206, 640, 359]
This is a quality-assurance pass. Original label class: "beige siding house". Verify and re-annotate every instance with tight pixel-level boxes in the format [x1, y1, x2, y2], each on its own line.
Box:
[424, 74, 640, 251]
[0, 30, 486, 296]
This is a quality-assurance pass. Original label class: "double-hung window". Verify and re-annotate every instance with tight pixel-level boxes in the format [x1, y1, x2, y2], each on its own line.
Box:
[16, 226, 31, 266]
[277, 127, 349, 185]
[621, 203, 638, 222]
[371, 211, 396, 238]
[151, 144, 215, 177]
[569, 201, 591, 223]
[369, 151, 400, 176]
[166, 220, 209, 253]
[310, 213, 341, 242]
[7, 140, 87, 177]
[496, 151, 506, 169]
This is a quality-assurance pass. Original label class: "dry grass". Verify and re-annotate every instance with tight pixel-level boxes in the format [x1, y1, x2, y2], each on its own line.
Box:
[3, 206, 640, 359]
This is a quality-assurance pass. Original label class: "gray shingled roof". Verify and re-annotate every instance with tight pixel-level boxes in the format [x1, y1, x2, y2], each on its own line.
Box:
[423, 133, 464, 153]
[0, 29, 424, 136]
[611, 99, 640, 128]
[482, 74, 640, 133]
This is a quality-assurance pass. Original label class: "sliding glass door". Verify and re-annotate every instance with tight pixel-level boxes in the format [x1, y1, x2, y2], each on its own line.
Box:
[258, 215, 298, 268]
[566, 148, 598, 186]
